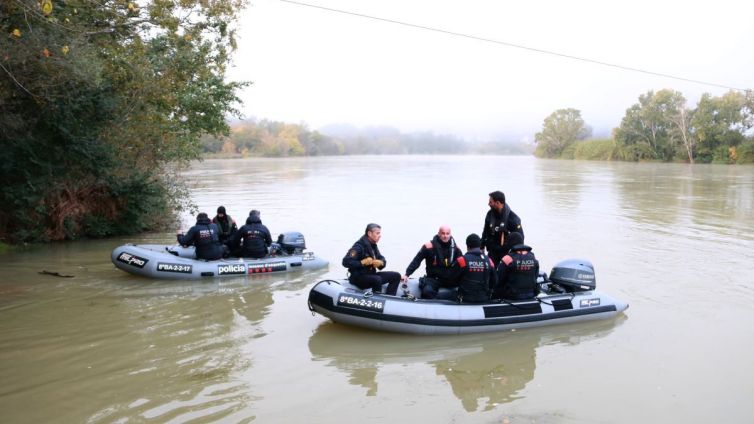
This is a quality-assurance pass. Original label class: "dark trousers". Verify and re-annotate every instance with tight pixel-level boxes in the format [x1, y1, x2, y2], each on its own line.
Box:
[420, 277, 458, 300]
[488, 248, 504, 268]
[352, 272, 401, 295]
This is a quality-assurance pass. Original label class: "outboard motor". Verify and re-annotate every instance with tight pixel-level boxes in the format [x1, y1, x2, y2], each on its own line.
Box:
[277, 231, 306, 254]
[549, 259, 596, 292]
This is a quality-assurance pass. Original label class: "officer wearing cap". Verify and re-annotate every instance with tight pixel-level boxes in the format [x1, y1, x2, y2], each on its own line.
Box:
[451, 233, 497, 303]
[342, 223, 401, 295]
[481, 190, 524, 266]
[212, 206, 237, 243]
[228, 209, 272, 258]
[493, 232, 539, 300]
[177, 212, 227, 260]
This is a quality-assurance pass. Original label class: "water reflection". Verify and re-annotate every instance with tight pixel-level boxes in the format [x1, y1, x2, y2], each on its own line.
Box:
[308, 317, 624, 411]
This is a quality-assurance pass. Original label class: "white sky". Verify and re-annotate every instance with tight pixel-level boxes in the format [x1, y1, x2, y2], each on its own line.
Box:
[226, 0, 754, 141]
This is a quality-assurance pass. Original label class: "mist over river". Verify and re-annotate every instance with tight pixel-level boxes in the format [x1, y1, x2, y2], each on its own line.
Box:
[1, 155, 753, 423]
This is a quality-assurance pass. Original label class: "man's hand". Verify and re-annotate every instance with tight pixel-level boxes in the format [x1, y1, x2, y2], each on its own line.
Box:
[372, 259, 384, 268]
[360, 257, 374, 266]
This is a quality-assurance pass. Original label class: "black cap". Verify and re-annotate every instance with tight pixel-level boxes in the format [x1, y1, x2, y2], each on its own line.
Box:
[507, 232, 524, 248]
[217, 206, 226, 214]
[466, 233, 481, 248]
[489, 190, 505, 203]
[197, 212, 209, 220]
[249, 209, 260, 218]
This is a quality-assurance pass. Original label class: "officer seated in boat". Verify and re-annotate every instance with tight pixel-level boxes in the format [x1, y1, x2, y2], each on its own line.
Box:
[402, 225, 463, 299]
[176, 212, 227, 260]
[227, 209, 272, 258]
[212, 206, 237, 243]
[451, 234, 497, 303]
[342, 223, 401, 295]
[492, 232, 539, 300]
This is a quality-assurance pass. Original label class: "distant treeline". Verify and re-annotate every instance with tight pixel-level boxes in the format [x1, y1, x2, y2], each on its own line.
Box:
[201, 119, 532, 156]
[534, 89, 754, 164]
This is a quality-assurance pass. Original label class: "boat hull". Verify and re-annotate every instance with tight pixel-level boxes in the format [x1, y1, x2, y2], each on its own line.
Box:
[112, 244, 328, 280]
[308, 279, 628, 335]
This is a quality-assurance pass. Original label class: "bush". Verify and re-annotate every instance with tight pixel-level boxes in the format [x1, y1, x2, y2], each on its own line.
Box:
[572, 139, 618, 160]
[735, 142, 754, 164]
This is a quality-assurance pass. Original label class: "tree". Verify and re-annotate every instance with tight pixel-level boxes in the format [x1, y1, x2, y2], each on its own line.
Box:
[691, 91, 753, 163]
[614, 89, 686, 161]
[534, 108, 591, 158]
[0, 0, 248, 241]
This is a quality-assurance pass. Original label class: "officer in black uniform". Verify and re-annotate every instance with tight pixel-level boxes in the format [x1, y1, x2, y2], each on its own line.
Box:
[402, 225, 463, 299]
[493, 232, 539, 300]
[228, 209, 272, 258]
[177, 212, 227, 260]
[342, 223, 401, 295]
[481, 190, 524, 266]
[212, 205, 237, 243]
[451, 233, 497, 303]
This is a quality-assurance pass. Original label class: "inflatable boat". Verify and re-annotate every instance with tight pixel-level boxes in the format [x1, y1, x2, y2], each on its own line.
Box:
[307, 259, 628, 335]
[112, 231, 328, 279]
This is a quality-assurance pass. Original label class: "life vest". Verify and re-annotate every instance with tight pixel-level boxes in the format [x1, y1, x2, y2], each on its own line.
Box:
[501, 246, 539, 299]
[457, 250, 493, 303]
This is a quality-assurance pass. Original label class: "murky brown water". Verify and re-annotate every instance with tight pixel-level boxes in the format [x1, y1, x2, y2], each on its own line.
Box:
[1, 156, 753, 423]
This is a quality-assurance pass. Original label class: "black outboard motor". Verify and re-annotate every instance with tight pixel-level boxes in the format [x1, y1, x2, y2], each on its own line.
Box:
[549, 259, 596, 292]
[277, 231, 306, 254]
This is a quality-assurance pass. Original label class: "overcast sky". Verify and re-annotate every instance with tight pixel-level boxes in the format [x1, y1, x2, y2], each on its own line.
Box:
[225, 0, 754, 142]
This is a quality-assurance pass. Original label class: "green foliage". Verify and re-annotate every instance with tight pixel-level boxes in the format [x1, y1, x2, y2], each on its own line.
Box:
[0, 0, 247, 242]
[608, 89, 754, 164]
[534, 108, 591, 158]
[571, 139, 619, 161]
[735, 142, 754, 164]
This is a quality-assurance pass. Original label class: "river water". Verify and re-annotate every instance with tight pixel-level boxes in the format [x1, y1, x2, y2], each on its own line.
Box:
[1, 156, 753, 423]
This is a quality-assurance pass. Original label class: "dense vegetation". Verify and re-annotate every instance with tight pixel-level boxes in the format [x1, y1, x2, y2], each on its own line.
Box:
[201, 119, 532, 156]
[1, 0, 247, 242]
[535, 89, 754, 164]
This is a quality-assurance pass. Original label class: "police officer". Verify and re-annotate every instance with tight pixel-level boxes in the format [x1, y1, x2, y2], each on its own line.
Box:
[212, 205, 237, 243]
[342, 223, 401, 295]
[228, 209, 272, 258]
[402, 225, 463, 299]
[452, 233, 497, 303]
[177, 212, 227, 260]
[481, 190, 524, 266]
[493, 232, 539, 300]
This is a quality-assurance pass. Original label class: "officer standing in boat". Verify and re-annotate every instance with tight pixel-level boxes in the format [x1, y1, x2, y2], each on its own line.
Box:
[481, 190, 524, 266]
[402, 225, 463, 299]
[177, 212, 227, 260]
[342, 223, 401, 295]
[228, 209, 272, 258]
[493, 232, 539, 300]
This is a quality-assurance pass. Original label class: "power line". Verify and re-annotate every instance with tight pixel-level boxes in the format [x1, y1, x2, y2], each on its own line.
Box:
[278, 0, 749, 92]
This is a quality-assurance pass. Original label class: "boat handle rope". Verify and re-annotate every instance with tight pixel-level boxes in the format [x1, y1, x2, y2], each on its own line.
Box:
[536, 292, 575, 306]
[308, 279, 342, 313]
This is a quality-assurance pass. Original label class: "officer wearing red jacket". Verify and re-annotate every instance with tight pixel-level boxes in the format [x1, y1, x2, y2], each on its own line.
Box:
[402, 225, 463, 299]
[452, 233, 497, 303]
[493, 232, 539, 300]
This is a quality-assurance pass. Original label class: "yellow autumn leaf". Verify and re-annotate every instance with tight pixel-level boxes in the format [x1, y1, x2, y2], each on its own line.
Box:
[41, 0, 53, 16]
[184, 34, 193, 41]
[61, 45, 70, 55]
[11, 29, 21, 38]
